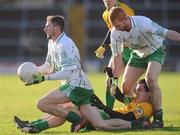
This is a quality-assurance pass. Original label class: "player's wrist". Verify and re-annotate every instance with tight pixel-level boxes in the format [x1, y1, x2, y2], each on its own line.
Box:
[112, 77, 118, 85]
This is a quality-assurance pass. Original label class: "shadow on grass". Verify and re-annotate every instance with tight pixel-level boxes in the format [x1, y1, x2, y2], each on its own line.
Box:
[42, 126, 180, 134]
[106, 126, 180, 133]
[43, 131, 70, 134]
[153, 126, 180, 132]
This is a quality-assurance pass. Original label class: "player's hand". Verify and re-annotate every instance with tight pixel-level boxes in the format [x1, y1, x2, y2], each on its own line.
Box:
[103, 67, 113, 78]
[90, 94, 106, 110]
[110, 78, 118, 96]
[25, 74, 45, 86]
[94, 46, 105, 59]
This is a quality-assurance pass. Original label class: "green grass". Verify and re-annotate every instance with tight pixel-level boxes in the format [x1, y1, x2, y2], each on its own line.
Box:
[0, 72, 180, 135]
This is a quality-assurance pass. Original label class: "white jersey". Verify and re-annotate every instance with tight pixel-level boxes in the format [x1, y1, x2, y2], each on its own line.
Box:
[111, 16, 168, 57]
[44, 32, 92, 89]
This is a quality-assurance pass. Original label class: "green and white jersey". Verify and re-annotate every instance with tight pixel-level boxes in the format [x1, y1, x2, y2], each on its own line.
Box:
[111, 16, 168, 57]
[46, 32, 92, 89]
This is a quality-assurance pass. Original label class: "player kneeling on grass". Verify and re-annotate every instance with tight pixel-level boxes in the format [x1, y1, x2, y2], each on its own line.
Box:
[13, 15, 152, 133]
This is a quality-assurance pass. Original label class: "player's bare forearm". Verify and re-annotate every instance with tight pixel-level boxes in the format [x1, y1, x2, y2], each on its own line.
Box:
[111, 55, 123, 78]
[166, 30, 180, 42]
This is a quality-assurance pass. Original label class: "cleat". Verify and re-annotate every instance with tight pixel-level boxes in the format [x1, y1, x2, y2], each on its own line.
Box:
[20, 124, 39, 133]
[152, 119, 164, 128]
[13, 116, 39, 133]
[13, 116, 29, 129]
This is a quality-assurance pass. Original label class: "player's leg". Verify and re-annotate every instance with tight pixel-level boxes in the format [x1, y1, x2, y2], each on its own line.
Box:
[121, 51, 146, 104]
[79, 104, 149, 130]
[146, 61, 163, 128]
[37, 88, 70, 117]
[29, 102, 74, 125]
[146, 61, 162, 111]
[121, 65, 145, 96]
[146, 62, 162, 112]
[146, 47, 166, 128]
[14, 106, 81, 133]
[37, 88, 82, 125]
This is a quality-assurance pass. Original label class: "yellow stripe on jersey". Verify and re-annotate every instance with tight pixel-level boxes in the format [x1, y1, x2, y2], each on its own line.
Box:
[102, 2, 135, 31]
[114, 100, 153, 120]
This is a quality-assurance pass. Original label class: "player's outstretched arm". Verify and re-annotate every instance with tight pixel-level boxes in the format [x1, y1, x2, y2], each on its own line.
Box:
[166, 30, 180, 42]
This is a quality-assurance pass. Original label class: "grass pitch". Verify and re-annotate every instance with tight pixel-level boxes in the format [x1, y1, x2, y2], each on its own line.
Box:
[0, 72, 180, 135]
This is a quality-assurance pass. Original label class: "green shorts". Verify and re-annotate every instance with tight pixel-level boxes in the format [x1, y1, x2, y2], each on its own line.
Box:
[128, 47, 166, 68]
[59, 84, 94, 106]
[122, 47, 132, 65]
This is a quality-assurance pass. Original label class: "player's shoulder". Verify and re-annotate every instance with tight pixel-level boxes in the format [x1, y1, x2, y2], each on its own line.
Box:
[132, 16, 151, 23]
[102, 9, 109, 17]
[58, 33, 75, 47]
[131, 16, 152, 28]
[111, 27, 120, 35]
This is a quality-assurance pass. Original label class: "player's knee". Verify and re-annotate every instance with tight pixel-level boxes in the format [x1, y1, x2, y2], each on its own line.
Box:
[122, 82, 132, 94]
[36, 99, 47, 112]
[145, 76, 157, 88]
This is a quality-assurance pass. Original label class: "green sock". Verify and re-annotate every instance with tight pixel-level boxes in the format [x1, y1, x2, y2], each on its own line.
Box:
[82, 123, 95, 132]
[31, 120, 49, 132]
[66, 111, 81, 123]
[105, 91, 115, 109]
[153, 109, 163, 122]
[30, 119, 43, 125]
[131, 121, 143, 130]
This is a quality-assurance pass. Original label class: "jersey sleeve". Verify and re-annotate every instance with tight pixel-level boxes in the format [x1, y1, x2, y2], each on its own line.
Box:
[110, 28, 124, 56]
[143, 17, 168, 38]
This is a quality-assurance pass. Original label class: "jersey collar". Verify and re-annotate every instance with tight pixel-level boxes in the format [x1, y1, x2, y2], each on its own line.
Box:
[130, 17, 136, 28]
[56, 32, 65, 43]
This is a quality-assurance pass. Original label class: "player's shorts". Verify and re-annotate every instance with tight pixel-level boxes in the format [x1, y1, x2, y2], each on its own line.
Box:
[59, 83, 94, 106]
[128, 47, 166, 68]
[122, 47, 132, 65]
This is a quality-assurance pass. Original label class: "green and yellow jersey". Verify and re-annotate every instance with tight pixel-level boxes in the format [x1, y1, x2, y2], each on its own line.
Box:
[114, 99, 153, 120]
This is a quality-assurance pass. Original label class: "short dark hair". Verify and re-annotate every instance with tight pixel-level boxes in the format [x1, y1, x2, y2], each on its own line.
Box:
[138, 79, 149, 92]
[46, 15, 65, 31]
